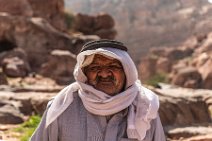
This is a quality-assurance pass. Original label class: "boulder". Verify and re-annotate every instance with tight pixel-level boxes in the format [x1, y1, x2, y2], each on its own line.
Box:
[171, 67, 202, 88]
[156, 57, 172, 73]
[196, 55, 212, 89]
[73, 13, 94, 34]
[73, 13, 117, 39]
[195, 33, 212, 54]
[0, 0, 33, 16]
[0, 104, 24, 124]
[94, 13, 115, 30]
[165, 48, 193, 61]
[167, 126, 212, 140]
[30, 94, 52, 115]
[138, 56, 157, 81]
[0, 68, 8, 85]
[152, 84, 212, 126]
[0, 0, 66, 31]
[1, 57, 30, 77]
[1, 49, 31, 77]
[95, 28, 117, 40]
[203, 72, 212, 89]
[40, 50, 76, 85]
[184, 134, 212, 141]
[70, 34, 100, 54]
[0, 13, 77, 72]
[0, 90, 57, 117]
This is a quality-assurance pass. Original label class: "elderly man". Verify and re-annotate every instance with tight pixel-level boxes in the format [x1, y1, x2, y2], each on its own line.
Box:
[31, 39, 166, 141]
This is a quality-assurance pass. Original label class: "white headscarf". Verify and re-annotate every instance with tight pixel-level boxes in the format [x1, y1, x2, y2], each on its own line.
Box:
[46, 47, 159, 141]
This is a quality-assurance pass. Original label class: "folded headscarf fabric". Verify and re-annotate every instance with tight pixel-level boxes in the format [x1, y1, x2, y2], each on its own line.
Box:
[46, 47, 159, 141]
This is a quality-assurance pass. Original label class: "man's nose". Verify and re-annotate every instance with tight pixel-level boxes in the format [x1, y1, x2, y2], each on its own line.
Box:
[98, 69, 112, 78]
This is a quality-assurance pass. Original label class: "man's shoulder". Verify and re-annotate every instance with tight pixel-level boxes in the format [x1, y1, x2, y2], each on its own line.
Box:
[47, 90, 80, 109]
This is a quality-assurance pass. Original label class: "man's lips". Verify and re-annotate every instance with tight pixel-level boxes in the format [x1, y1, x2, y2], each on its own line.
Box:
[97, 80, 114, 85]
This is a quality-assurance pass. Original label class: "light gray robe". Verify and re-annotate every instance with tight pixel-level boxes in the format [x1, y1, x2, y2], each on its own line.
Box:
[30, 92, 166, 141]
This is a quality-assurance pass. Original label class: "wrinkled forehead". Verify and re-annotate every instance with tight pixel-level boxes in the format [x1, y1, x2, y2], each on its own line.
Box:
[82, 53, 122, 68]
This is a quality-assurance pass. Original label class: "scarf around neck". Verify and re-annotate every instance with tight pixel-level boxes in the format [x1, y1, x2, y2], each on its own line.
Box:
[46, 81, 159, 141]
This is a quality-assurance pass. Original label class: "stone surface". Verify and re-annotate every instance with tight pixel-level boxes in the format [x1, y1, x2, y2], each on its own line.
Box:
[171, 67, 202, 88]
[0, 90, 57, 117]
[66, 0, 212, 62]
[73, 13, 117, 39]
[138, 32, 212, 89]
[0, 14, 74, 73]
[40, 50, 76, 85]
[2, 57, 30, 77]
[183, 134, 212, 141]
[0, 0, 66, 31]
[156, 57, 172, 73]
[0, 104, 24, 124]
[0, 0, 33, 16]
[0, 68, 8, 85]
[152, 84, 212, 126]
[138, 56, 157, 81]
[166, 126, 212, 140]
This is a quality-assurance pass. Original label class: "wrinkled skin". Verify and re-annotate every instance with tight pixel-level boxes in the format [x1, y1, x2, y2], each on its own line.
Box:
[84, 54, 126, 96]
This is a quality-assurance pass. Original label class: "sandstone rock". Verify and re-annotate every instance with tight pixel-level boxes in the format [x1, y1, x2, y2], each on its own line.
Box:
[0, 0, 66, 31]
[94, 13, 115, 30]
[40, 50, 76, 85]
[196, 54, 212, 89]
[73, 13, 117, 39]
[171, 67, 202, 88]
[0, 104, 24, 124]
[30, 95, 52, 115]
[150, 48, 167, 57]
[2, 57, 30, 77]
[27, 0, 66, 31]
[71, 34, 100, 54]
[95, 28, 117, 40]
[203, 72, 212, 89]
[165, 48, 192, 61]
[0, 48, 30, 77]
[138, 56, 157, 81]
[0, 90, 57, 116]
[66, 0, 212, 63]
[153, 84, 212, 126]
[0, 0, 33, 16]
[0, 68, 8, 85]
[167, 126, 212, 140]
[74, 13, 94, 34]
[184, 134, 212, 141]
[0, 14, 75, 72]
[156, 57, 172, 73]
[195, 35, 212, 54]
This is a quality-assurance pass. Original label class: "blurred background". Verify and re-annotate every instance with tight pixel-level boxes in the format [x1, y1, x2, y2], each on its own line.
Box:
[0, 0, 212, 140]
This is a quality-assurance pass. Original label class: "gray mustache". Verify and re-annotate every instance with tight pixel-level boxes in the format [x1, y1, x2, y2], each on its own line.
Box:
[96, 76, 116, 82]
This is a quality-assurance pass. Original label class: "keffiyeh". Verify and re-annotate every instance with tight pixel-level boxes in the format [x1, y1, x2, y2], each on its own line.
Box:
[46, 47, 159, 140]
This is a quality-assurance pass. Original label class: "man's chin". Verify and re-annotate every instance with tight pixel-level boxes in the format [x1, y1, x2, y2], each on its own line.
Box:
[95, 86, 115, 95]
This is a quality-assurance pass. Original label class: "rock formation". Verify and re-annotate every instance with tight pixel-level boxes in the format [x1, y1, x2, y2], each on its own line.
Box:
[66, 0, 212, 62]
[0, 13, 100, 84]
[153, 83, 212, 140]
[0, 0, 67, 31]
[138, 32, 212, 89]
[73, 13, 117, 39]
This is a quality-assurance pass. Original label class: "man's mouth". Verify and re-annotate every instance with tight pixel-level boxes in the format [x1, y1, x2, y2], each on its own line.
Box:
[98, 80, 114, 84]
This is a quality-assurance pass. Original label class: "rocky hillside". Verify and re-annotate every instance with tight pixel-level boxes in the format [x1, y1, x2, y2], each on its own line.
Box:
[65, 0, 212, 62]
[0, 0, 212, 140]
[138, 32, 212, 90]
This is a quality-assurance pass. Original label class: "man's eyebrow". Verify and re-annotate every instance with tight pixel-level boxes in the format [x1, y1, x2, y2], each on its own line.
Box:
[109, 61, 122, 66]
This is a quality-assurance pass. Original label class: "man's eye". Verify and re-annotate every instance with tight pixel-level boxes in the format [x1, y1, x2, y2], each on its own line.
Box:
[89, 66, 100, 71]
[110, 65, 122, 70]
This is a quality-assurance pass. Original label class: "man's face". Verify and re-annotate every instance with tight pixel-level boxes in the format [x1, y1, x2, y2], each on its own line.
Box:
[84, 54, 126, 96]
